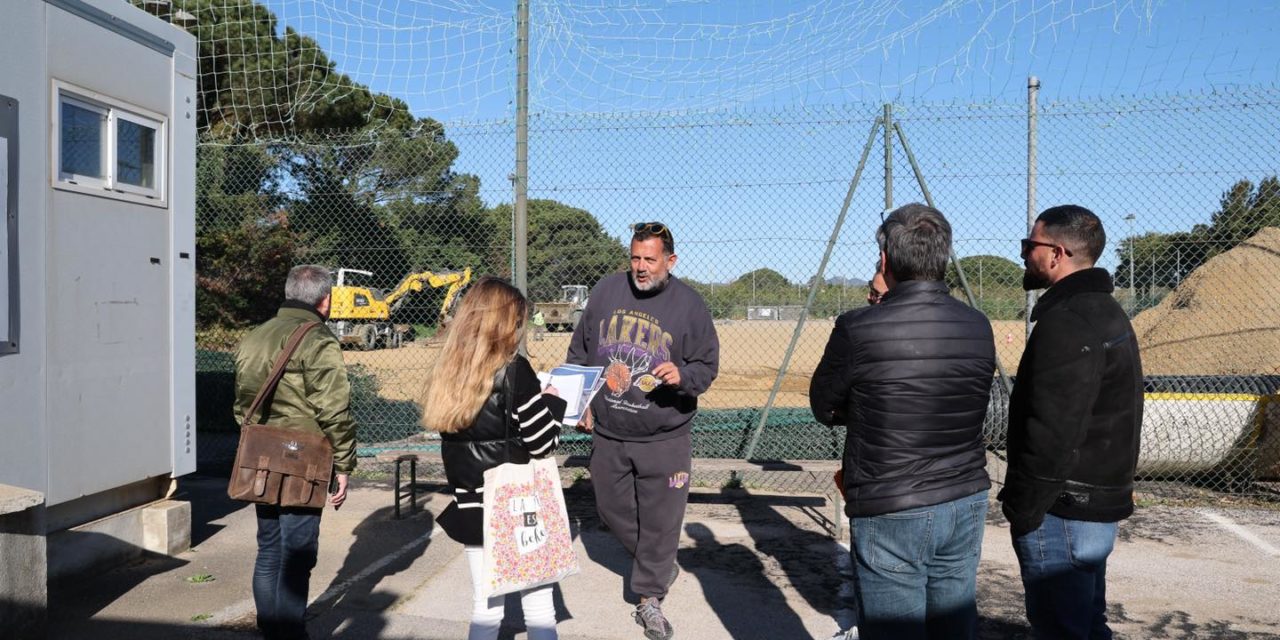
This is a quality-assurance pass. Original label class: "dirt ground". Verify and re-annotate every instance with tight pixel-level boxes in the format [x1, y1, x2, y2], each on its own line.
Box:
[1133, 227, 1280, 376]
[330, 227, 1280, 416]
[343, 319, 1029, 410]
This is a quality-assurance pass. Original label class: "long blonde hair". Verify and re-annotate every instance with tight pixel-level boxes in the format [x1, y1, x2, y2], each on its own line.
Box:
[420, 277, 528, 433]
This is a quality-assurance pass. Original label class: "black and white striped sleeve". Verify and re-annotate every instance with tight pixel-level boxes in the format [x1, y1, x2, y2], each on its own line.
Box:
[510, 357, 566, 458]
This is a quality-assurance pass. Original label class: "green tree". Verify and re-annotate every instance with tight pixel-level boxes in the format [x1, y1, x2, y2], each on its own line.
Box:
[1114, 231, 1203, 290]
[489, 200, 628, 301]
[944, 255, 1025, 320]
[1114, 176, 1280, 297]
[175, 0, 414, 138]
[945, 255, 1023, 291]
[194, 144, 300, 327]
[179, 0, 491, 329]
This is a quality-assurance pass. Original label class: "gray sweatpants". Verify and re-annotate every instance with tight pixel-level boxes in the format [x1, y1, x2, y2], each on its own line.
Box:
[590, 430, 692, 600]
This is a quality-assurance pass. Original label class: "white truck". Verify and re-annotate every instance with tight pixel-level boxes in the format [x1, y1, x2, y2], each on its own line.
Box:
[534, 285, 589, 332]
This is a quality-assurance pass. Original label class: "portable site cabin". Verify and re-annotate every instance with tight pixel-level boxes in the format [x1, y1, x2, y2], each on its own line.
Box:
[0, 0, 196, 634]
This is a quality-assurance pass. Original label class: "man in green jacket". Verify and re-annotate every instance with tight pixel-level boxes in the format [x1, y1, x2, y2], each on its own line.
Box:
[234, 264, 357, 640]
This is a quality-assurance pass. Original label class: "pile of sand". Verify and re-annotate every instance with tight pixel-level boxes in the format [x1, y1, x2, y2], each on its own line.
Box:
[1134, 227, 1280, 376]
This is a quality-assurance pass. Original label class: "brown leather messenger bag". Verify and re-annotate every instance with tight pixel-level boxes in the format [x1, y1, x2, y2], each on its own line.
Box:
[226, 321, 334, 509]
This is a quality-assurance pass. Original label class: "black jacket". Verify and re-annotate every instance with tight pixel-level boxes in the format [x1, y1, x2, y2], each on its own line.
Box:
[999, 268, 1143, 536]
[810, 280, 996, 518]
[436, 355, 566, 545]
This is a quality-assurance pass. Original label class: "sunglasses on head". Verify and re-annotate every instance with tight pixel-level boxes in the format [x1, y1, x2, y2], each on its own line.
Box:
[632, 221, 672, 238]
[1020, 238, 1073, 258]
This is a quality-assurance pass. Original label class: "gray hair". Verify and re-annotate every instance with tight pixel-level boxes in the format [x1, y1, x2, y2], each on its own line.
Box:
[876, 203, 952, 281]
[284, 265, 333, 306]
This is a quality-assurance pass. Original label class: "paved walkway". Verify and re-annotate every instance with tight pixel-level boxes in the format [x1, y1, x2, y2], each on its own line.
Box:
[49, 473, 1280, 639]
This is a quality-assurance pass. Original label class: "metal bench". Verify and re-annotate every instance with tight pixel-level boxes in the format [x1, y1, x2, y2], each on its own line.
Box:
[372, 451, 592, 519]
[373, 450, 443, 519]
[371, 450, 841, 537]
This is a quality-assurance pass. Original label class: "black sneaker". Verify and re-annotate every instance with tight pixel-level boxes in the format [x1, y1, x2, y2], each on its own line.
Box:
[633, 597, 674, 640]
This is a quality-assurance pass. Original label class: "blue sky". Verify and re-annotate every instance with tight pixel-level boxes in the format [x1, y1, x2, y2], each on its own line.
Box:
[257, 1, 1280, 284]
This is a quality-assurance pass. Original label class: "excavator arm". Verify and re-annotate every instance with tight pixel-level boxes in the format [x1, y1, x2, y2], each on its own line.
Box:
[385, 267, 473, 322]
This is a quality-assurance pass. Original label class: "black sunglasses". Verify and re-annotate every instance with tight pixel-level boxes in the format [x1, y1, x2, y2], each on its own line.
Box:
[1020, 238, 1073, 258]
[632, 222, 672, 238]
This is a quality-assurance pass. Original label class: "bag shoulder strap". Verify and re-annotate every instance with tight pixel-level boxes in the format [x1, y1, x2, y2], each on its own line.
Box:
[499, 358, 516, 463]
[241, 321, 322, 427]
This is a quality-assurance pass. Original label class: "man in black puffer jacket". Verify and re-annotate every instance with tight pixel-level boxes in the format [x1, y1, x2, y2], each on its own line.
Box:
[1000, 205, 1143, 640]
[811, 203, 996, 640]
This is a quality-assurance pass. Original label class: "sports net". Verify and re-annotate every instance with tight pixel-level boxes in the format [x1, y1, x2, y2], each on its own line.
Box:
[165, 0, 1280, 132]
[139, 0, 1280, 501]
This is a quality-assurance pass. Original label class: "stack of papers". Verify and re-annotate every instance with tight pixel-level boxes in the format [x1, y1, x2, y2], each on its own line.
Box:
[536, 364, 606, 427]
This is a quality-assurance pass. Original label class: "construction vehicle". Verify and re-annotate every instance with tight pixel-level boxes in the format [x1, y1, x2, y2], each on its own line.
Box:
[533, 284, 589, 332]
[327, 267, 472, 349]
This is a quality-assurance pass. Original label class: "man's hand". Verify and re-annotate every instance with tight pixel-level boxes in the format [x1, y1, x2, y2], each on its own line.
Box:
[330, 473, 349, 510]
[576, 407, 594, 433]
[652, 362, 682, 387]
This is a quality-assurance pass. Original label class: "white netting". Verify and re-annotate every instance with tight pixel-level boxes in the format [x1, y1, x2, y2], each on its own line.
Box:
[165, 0, 1279, 136]
[530, 0, 1280, 112]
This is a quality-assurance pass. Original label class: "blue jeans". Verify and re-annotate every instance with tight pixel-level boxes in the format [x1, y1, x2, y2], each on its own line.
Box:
[254, 505, 322, 640]
[848, 490, 988, 640]
[1012, 513, 1117, 640]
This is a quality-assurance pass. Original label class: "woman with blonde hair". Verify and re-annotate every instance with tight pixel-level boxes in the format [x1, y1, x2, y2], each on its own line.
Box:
[421, 276, 566, 640]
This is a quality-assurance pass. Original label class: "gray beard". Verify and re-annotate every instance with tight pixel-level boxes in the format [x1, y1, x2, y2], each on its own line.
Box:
[632, 272, 670, 292]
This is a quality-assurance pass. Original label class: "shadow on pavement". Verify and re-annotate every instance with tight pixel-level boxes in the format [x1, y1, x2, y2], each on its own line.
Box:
[311, 500, 438, 639]
[566, 478, 642, 607]
[175, 472, 246, 548]
[680, 521, 810, 639]
[734, 496, 844, 618]
[47, 537, 192, 638]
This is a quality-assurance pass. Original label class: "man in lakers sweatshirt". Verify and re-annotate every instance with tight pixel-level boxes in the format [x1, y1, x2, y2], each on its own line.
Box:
[567, 222, 719, 640]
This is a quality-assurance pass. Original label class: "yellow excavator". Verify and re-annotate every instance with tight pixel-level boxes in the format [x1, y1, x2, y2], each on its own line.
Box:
[327, 267, 472, 349]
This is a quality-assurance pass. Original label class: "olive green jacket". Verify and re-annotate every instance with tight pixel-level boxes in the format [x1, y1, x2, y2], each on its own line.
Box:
[233, 303, 358, 473]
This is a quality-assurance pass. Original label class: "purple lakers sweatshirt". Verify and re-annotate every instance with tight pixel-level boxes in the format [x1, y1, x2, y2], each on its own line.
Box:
[566, 272, 719, 441]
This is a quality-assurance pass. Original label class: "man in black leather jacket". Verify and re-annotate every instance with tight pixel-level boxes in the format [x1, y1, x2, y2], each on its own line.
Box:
[1000, 205, 1143, 640]
[811, 203, 996, 640]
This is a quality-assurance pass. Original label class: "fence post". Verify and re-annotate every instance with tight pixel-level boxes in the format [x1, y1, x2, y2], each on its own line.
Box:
[513, 0, 530, 296]
[893, 121, 1014, 396]
[884, 103, 894, 212]
[1026, 76, 1040, 338]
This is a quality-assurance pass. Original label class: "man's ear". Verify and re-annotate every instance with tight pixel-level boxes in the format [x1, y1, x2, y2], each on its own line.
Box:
[667, 253, 678, 269]
[880, 251, 898, 287]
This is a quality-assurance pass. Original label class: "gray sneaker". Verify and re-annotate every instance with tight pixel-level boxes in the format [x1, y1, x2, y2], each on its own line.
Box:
[633, 597, 674, 640]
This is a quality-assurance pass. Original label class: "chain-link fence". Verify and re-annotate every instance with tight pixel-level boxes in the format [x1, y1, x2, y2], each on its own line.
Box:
[197, 88, 1280, 501]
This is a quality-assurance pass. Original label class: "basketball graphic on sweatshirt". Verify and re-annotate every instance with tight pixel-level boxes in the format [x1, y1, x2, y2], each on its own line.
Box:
[597, 310, 673, 401]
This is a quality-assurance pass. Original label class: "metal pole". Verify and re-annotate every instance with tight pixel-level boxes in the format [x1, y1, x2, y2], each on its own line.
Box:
[513, 0, 530, 297]
[743, 117, 884, 461]
[1125, 214, 1136, 315]
[894, 121, 1014, 396]
[1026, 76, 1039, 338]
[884, 103, 894, 212]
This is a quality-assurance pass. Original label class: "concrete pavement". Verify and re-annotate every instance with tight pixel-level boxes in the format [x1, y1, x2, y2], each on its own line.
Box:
[48, 473, 1280, 639]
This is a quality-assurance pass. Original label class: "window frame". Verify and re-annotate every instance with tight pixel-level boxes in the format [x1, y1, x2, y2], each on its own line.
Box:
[112, 109, 163, 197]
[56, 94, 109, 189]
[51, 81, 167, 207]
